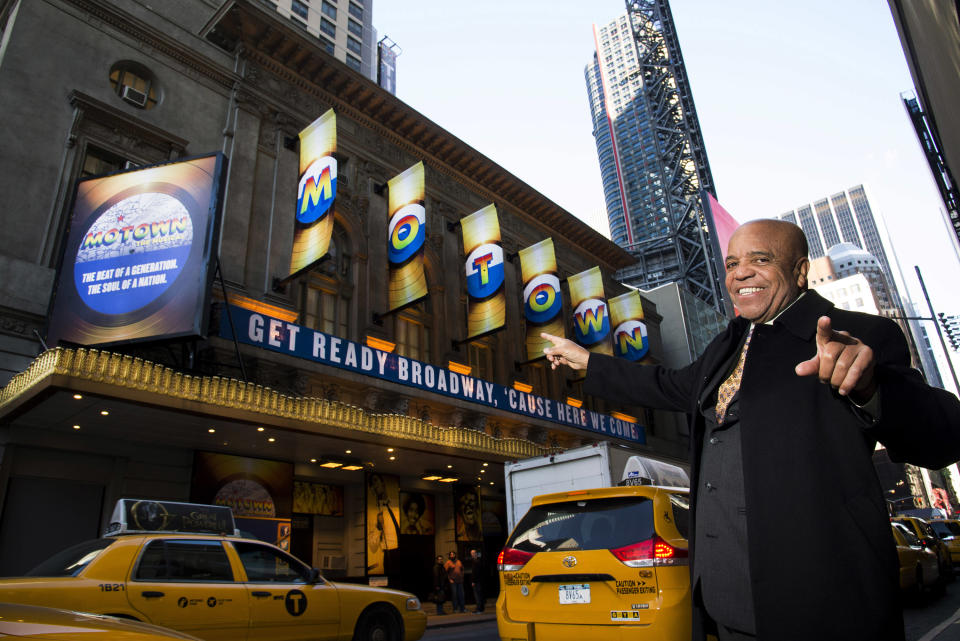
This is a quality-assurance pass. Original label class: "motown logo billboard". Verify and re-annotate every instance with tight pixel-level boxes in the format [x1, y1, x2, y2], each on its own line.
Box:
[461, 204, 506, 339]
[568, 266, 612, 355]
[609, 290, 650, 361]
[519, 238, 564, 361]
[289, 109, 337, 277]
[47, 153, 226, 347]
[386, 162, 428, 311]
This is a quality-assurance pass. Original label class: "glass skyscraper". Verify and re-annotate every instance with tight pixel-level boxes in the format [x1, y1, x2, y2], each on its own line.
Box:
[585, 1, 724, 314]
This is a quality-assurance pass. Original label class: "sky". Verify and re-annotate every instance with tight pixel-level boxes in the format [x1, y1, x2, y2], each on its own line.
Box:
[373, 0, 960, 392]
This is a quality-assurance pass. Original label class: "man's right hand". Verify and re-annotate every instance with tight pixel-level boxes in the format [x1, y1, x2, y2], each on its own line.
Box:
[541, 333, 590, 371]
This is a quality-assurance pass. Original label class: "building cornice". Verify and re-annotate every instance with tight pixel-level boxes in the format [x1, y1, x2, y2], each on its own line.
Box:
[202, 0, 634, 270]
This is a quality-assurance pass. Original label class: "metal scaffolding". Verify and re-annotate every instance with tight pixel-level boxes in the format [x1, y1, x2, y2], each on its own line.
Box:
[616, 0, 725, 313]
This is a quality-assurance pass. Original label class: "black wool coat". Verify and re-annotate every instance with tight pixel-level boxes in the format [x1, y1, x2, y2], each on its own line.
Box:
[585, 291, 960, 641]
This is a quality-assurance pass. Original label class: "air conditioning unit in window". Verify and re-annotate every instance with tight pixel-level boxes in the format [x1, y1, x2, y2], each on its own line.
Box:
[121, 85, 148, 107]
[320, 555, 346, 570]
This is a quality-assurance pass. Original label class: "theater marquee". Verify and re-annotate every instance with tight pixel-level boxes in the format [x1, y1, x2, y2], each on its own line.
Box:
[220, 305, 645, 444]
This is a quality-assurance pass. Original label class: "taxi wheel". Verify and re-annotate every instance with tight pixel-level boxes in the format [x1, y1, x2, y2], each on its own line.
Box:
[353, 606, 399, 641]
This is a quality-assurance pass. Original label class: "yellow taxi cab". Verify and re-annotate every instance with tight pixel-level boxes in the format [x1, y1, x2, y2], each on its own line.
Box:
[891, 521, 941, 593]
[496, 485, 690, 641]
[0, 500, 426, 641]
[0, 602, 201, 640]
[929, 519, 960, 565]
[892, 515, 952, 579]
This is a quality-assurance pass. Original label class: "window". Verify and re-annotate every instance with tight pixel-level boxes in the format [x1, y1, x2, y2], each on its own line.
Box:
[300, 230, 351, 338]
[396, 312, 431, 362]
[528, 363, 548, 395]
[321, 0, 337, 19]
[134, 540, 233, 582]
[81, 145, 131, 178]
[233, 541, 314, 583]
[109, 61, 159, 110]
[318, 34, 335, 55]
[346, 36, 362, 55]
[468, 341, 493, 381]
[27, 538, 116, 577]
[348, 1, 363, 19]
[507, 496, 660, 552]
[345, 54, 362, 72]
[320, 17, 336, 37]
[347, 18, 363, 37]
[291, 0, 309, 19]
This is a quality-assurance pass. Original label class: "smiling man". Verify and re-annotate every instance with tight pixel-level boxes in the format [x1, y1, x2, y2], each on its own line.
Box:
[541, 219, 960, 641]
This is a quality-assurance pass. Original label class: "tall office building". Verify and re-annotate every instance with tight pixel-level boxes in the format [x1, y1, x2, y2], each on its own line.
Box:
[778, 185, 901, 310]
[273, 0, 377, 82]
[585, 1, 726, 314]
[779, 186, 947, 380]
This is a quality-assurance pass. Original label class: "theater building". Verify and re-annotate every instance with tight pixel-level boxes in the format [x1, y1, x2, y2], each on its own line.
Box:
[0, 0, 689, 597]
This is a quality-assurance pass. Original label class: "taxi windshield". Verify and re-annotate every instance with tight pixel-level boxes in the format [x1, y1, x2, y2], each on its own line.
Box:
[26, 538, 116, 577]
[507, 496, 656, 553]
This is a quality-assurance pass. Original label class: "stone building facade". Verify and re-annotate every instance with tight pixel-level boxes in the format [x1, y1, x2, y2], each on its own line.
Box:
[0, 0, 688, 595]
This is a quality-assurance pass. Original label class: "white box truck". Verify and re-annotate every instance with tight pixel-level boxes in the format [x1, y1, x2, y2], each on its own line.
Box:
[503, 442, 689, 532]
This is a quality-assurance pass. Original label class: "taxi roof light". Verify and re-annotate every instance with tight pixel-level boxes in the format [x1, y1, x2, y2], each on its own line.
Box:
[497, 547, 534, 572]
[610, 536, 688, 568]
[104, 499, 237, 537]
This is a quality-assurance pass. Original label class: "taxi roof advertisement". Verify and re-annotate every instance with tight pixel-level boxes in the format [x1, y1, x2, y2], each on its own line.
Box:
[46, 152, 227, 348]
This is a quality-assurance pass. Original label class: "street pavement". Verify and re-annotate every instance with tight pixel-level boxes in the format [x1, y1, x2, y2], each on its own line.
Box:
[424, 599, 496, 629]
[420, 586, 960, 640]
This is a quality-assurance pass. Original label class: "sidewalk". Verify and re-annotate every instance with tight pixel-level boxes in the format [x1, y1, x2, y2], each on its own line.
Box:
[425, 599, 496, 628]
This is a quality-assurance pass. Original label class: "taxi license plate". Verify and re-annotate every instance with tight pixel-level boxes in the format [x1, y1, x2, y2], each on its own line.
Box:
[559, 584, 590, 604]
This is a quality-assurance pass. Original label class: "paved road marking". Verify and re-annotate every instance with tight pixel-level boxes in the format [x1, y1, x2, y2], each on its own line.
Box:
[919, 605, 960, 641]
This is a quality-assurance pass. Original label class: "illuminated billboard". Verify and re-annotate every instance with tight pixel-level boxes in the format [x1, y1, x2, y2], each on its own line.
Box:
[46, 153, 226, 347]
[387, 162, 428, 311]
[609, 290, 649, 361]
[519, 238, 564, 361]
[289, 109, 337, 277]
[461, 204, 506, 339]
[568, 266, 612, 355]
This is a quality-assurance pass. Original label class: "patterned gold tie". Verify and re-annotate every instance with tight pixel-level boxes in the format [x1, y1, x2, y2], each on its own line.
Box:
[715, 327, 753, 423]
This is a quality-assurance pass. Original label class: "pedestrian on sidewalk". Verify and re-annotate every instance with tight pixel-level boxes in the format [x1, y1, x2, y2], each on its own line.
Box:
[431, 555, 447, 615]
[469, 548, 486, 613]
[445, 550, 466, 613]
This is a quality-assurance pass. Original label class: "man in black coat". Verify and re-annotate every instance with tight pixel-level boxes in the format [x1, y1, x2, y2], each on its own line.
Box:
[542, 219, 960, 641]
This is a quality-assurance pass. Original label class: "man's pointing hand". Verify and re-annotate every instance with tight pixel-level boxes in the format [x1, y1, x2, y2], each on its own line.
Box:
[795, 315, 877, 402]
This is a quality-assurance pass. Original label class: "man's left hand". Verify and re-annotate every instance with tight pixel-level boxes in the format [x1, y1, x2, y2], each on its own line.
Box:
[795, 315, 877, 402]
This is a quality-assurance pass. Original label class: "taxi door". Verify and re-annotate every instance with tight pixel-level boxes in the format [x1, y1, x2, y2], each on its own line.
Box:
[126, 538, 250, 641]
[228, 540, 340, 641]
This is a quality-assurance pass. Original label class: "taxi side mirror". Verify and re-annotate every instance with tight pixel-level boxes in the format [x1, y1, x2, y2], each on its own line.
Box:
[308, 567, 321, 584]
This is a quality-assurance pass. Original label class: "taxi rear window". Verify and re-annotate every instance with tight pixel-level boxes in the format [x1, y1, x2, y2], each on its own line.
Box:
[507, 496, 655, 552]
[26, 538, 116, 577]
[934, 521, 960, 537]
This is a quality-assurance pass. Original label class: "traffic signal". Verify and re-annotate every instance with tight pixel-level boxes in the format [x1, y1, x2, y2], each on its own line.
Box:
[938, 312, 960, 351]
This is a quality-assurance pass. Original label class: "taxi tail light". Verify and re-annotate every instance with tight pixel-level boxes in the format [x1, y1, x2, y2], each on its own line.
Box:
[610, 536, 688, 567]
[498, 547, 534, 572]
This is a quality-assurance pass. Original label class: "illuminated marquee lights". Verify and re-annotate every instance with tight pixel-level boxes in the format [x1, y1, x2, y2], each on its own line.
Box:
[573, 298, 610, 345]
[296, 156, 337, 224]
[614, 319, 649, 361]
[523, 273, 562, 324]
[388, 202, 426, 265]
